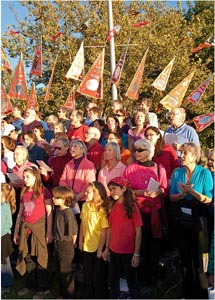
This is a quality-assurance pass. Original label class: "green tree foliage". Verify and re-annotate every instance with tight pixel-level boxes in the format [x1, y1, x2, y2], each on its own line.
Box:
[1, 0, 214, 147]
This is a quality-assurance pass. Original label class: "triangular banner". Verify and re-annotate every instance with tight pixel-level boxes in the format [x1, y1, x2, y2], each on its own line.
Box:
[66, 42, 84, 81]
[1, 48, 11, 72]
[111, 39, 130, 85]
[8, 53, 28, 101]
[1, 85, 13, 114]
[191, 42, 213, 53]
[152, 57, 175, 91]
[159, 70, 195, 110]
[44, 54, 58, 101]
[64, 87, 76, 110]
[186, 73, 214, 104]
[125, 48, 149, 100]
[30, 39, 42, 78]
[27, 82, 38, 110]
[78, 48, 104, 99]
[193, 112, 214, 132]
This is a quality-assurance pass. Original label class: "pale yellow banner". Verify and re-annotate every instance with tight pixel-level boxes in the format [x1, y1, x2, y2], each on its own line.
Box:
[152, 57, 175, 91]
[66, 41, 84, 81]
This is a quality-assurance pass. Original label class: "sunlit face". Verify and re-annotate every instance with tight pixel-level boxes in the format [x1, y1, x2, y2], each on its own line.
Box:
[24, 135, 34, 147]
[70, 143, 84, 159]
[85, 130, 96, 143]
[70, 112, 81, 126]
[134, 146, 149, 162]
[104, 145, 115, 161]
[207, 152, 215, 172]
[108, 184, 125, 201]
[107, 117, 117, 132]
[145, 130, 160, 146]
[169, 109, 182, 127]
[23, 171, 36, 188]
[14, 148, 27, 165]
[54, 141, 68, 157]
[57, 109, 66, 118]
[13, 107, 21, 118]
[33, 128, 41, 138]
[107, 134, 119, 144]
[52, 197, 64, 206]
[135, 112, 146, 125]
[180, 148, 196, 166]
[85, 187, 94, 201]
[54, 125, 62, 134]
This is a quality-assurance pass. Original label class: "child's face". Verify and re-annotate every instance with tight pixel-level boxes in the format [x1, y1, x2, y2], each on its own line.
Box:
[85, 187, 94, 201]
[23, 171, 36, 187]
[108, 185, 125, 201]
[52, 197, 65, 206]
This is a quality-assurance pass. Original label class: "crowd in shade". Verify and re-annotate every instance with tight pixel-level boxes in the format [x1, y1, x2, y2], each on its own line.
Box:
[1, 98, 214, 299]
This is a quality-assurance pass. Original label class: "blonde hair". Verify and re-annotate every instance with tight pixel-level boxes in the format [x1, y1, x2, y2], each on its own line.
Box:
[1, 183, 16, 214]
[87, 182, 107, 211]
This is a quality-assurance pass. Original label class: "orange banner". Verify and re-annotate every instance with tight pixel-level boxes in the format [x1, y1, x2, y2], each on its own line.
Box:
[44, 54, 58, 101]
[8, 53, 28, 101]
[1, 48, 11, 72]
[125, 48, 149, 100]
[191, 42, 213, 53]
[1, 85, 13, 114]
[30, 40, 42, 78]
[78, 48, 104, 99]
[27, 82, 38, 110]
[64, 87, 76, 110]
[193, 112, 214, 132]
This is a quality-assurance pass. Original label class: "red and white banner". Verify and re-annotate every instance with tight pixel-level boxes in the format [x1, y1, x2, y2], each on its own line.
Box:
[191, 42, 213, 53]
[8, 53, 28, 101]
[125, 48, 149, 100]
[1, 85, 13, 114]
[66, 42, 84, 81]
[64, 87, 76, 110]
[1, 48, 11, 72]
[27, 82, 38, 110]
[159, 70, 195, 110]
[193, 112, 214, 132]
[44, 54, 58, 101]
[152, 57, 175, 91]
[30, 40, 42, 78]
[78, 48, 104, 99]
[186, 73, 214, 104]
[111, 39, 130, 85]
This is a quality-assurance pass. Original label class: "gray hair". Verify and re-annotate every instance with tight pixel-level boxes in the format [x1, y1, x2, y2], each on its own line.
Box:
[170, 108, 186, 123]
[88, 127, 101, 140]
[105, 142, 121, 161]
[70, 140, 87, 156]
[182, 143, 201, 162]
[55, 137, 70, 148]
[134, 138, 155, 158]
[14, 145, 29, 161]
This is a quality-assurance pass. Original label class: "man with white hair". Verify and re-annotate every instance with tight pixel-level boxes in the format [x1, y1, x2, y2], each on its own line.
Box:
[21, 108, 41, 134]
[85, 127, 104, 172]
[164, 107, 200, 158]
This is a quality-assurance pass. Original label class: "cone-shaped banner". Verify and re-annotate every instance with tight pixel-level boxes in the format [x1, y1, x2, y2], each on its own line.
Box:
[111, 39, 130, 85]
[44, 54, 58, 101]
[8, 53, 28, 100]
[78, 48, 104, 99]
[64, 87, 76, 110]
[1, 48, 11, 72]
[66, 42, 84, 81]
[159, 70, 195, 110]
[152, 57, 175, 91]
[27, 82, 38, 110]
[1, 85, 13, 114]
[125, 48, 149, 100]
[30, 39, 42, 78]
[191, 42, 213, 53]
[193, 112, 214, 132]
[186, 73, 214, 104]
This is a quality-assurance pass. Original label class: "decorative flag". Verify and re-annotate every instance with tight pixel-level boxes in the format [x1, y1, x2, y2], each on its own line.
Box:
[159, 70, 195, 110]
[49, 32, 63, 42]
[1, 48, 11, 72]
[8, 52, 28, 101]
[1, 85, 13, 114]
[64, 87, 76, 110]
[111, 39, 130, 85]
[66, 42, 84, 81]
[186, 73, 214, 104]
[78, 48, 104, 100]
[191, 42, 213, 53]
[44, 54, 58, 101]
[27, 82, 38, 110]
[134, 20, 150, 28]
[9, 29, 20, 35]
[152, 57, 175, 91]
[193, 112, 215, 132]
[30, 39, 42, 78]
[125, 48, 149, 100]
[106, 25, 121, 42]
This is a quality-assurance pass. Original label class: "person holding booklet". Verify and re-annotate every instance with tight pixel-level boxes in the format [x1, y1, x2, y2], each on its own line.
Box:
[123, 139, 168, 288]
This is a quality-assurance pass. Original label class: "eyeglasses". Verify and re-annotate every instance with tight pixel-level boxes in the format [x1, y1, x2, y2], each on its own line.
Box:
[54, 146, 62, 150]
[135, 148, 148, 152]
[115, 114, 123, 117]
[145, 134, 156, 137]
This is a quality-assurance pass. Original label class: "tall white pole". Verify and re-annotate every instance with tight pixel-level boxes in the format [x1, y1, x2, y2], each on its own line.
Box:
[107, 0, 118, 100]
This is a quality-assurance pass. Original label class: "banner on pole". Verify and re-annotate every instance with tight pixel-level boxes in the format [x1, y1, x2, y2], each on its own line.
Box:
[44, 54, 58, 101]
[30, 39, 42, 78]
[27, 82, 38, 110]
[193, 112, 214, 132]
[152, 57, 175, 91]
[66, 42, 84, 81]
[1, 85, 13, 114]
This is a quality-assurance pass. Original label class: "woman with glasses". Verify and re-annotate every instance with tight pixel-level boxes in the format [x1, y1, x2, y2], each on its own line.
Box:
[114, 109, 131, 134]
[123, 139, 168, 288]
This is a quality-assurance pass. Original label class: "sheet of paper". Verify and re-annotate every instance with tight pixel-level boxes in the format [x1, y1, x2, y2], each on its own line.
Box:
[164, 133, 177, 145]
[147, 177, 160, 192]
[181, 207, 192, 215]
[6, 173, 20, 183]
[36, 160, 53, 172]
[71, 202, 80, 215]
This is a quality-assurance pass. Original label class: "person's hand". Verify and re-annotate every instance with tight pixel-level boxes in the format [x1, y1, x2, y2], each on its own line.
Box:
[131, 255, 140, 268]
[46, 232, 53, 244]
[97, 249, 102, 258]
[79, 242, 83, 252]
[178, 182, 193, 194]
[39, 167, 48, 177]
[172, 142, 182, 151]
[13, 233, 19, 245]
[102, 248, 109, 261]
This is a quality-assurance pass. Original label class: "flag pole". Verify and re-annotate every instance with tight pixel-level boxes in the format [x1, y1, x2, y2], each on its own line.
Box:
[107, 0, 118, 101]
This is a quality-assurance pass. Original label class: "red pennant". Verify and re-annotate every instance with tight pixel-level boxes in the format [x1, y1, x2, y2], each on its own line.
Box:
[1, 48, 11, 72]
[30, 40, 42, 78]
[111, 40, 129, 85]
[1, 85, 13, 114]
[49, 32, 63, 42]
[193, 112, 214, 132]
[9, 29, 20, 35]
[8, 53, 28, 101]
[78, 49, 104, 99]
[64, 88, 76, 110]
[186, 74, 213, 104]
[44, 54, 58, 101]
[134, 20, 150, 28]
[191, 42, 213, 53]
[27, 82, 38, 110]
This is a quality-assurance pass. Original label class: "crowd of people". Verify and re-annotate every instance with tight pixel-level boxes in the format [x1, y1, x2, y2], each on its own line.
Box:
[1, 98, 214, 299]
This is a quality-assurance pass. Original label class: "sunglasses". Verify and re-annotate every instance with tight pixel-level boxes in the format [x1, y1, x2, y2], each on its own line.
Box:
[54, 146, 62, 150]
[115, 114, 123, 117]
[135, 148, 148, 152]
